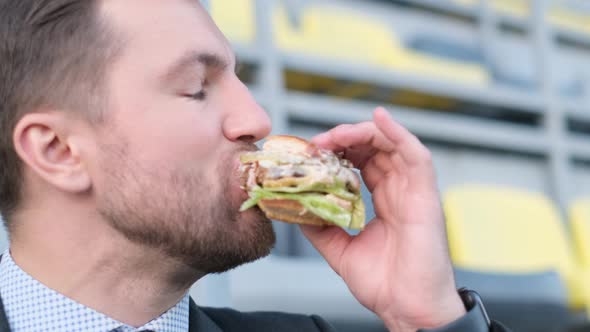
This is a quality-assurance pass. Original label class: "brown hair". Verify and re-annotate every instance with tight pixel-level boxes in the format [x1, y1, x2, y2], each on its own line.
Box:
[0, 0, 119, 228]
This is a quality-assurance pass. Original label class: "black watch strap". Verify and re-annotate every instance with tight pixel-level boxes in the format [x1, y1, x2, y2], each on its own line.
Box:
[417, 288, 491, 332]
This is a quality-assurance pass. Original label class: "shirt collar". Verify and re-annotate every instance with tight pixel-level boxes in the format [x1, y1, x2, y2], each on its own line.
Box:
[0, 250, 190, 332]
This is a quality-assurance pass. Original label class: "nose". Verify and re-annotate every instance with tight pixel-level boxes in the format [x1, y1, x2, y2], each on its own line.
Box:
[222, 78, 272, 143]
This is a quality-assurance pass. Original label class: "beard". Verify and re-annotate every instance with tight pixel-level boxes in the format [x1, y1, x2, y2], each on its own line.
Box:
[95, 141, 275, 274]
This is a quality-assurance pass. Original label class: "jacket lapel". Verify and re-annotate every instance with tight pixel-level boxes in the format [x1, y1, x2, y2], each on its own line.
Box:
[189, 298, 223, 332]
[0, 291, 10, 332]
[0, 255, 9, 332]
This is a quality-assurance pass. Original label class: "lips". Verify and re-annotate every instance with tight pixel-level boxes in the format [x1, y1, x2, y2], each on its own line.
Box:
[232, 155, 254, 203]
[225, 146, 261, 209]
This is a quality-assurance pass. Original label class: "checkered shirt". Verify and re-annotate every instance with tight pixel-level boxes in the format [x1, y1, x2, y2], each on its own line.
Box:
[0, 250, 190, 332]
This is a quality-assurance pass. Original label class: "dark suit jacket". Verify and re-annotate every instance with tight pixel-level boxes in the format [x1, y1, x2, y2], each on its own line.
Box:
[190, 300, 336, 331]
[198, 304, 512, 332]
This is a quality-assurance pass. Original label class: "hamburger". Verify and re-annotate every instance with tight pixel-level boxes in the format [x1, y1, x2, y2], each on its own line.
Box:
[239, 135, 365, 230]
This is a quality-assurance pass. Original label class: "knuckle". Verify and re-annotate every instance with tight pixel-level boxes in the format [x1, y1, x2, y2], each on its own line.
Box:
[417, 146, 433, 163]
[335, 123, 354, 131]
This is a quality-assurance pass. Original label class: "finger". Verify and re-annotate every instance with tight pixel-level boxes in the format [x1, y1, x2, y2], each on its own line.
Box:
[310, 124, 356, 151]
[312, 122, 397, 154]
[374, 108, 438, 191]
[360, 157, 384, 192]
[342, 146, 377, 169]
[300, 224, 352, 275]
[372, 151, 397, 174]
[373, 107, 432, 167]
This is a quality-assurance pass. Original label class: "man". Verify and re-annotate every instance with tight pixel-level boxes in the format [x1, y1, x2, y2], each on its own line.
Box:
[0, 0, 510, 331]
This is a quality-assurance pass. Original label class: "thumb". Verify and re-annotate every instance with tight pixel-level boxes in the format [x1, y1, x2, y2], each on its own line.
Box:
[300, 224, 352, 275]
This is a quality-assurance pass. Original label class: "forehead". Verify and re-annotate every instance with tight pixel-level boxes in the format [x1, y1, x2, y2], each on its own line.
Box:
[100, 0, 233, 72]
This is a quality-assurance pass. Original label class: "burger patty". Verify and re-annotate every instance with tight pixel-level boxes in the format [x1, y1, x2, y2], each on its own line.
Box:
[241, 159, 361, 200]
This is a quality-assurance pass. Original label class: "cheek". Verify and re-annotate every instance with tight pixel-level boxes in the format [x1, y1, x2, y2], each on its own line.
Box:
[121, 106, 223, 168]
[136, 136, 219, 175]
[107, 65, 228, 169]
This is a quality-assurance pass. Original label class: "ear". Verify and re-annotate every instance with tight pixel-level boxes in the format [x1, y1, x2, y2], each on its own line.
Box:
[12, 112, 92, 194]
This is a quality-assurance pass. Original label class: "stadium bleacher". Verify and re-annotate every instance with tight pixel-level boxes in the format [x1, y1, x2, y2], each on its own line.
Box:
[452, 0, 590, 35]
[570, 198, 590, 319]
[571, 199, 590, 271]
[212, 0, 490, 85]
[198, 1, 590, 331]
[445, 185, 582, 331]
[202, 0, 590, 331]
[445, 185, 581, 306]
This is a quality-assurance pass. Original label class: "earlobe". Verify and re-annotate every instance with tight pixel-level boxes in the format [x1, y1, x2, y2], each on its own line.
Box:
[13, 113, 92, 194]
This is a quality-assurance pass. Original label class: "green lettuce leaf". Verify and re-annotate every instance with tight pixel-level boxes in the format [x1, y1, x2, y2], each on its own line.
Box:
[349, 198, 366, 230]
[263, 182, 358, 201]
[240, 187, 352, 228]
[240, 189, 265, 211]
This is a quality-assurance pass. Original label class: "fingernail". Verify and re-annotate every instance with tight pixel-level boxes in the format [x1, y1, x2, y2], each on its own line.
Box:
[313, 132, 329, 141]
[375, 107, 390, 119]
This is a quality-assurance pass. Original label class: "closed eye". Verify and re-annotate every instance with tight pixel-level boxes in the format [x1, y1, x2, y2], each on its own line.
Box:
[187, 90, 207, 100]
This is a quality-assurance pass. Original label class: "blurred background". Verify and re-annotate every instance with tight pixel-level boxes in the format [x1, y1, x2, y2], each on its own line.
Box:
[193, 0, 590, 331]
[2, 0, 590, 331]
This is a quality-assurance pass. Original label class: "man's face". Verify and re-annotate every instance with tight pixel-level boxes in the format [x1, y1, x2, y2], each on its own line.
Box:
[90, 0, 275, 273]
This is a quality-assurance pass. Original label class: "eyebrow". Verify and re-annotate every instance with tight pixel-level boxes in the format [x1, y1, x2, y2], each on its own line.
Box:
[162, 51, 233, 83]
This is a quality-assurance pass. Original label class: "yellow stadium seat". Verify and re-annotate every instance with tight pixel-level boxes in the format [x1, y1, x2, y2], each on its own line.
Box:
[570, 199, 590, 268]
[453, 0, 590, 36]
[275, 4, 489, 85]
[389, 90, 459, 110]
[570, 199, 590, 316]
[493, 0, 529, 18]
[284, 71, 341, 95]
[212, 1, 489, 85]
[549, 7, 590, 36]
[210, 0, 256, 44]
[451, 0, 475, 5]
[383, 49, 489, 85]
[274, 5, 399, 66]
[444, 185, 584, 309]
[452, 0, 529, 17]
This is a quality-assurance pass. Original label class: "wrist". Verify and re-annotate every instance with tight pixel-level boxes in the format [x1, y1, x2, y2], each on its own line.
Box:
[417, 289, 493, 332]
[381, 293, 467, 332]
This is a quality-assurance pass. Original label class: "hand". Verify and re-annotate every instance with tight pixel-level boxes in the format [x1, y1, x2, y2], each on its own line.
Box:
[301, 108, 466, 331]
